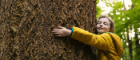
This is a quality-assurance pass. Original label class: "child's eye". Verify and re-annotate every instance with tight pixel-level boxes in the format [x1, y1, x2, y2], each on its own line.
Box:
[104, 22, 108, 25]
[97, 22, 101, 24]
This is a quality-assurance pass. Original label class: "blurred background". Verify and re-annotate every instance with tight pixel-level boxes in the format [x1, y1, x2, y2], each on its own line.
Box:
[96, 0, 140, 60]
[0, 0, 139, 60]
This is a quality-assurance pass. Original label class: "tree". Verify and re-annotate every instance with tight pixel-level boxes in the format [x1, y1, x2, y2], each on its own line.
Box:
[0, 0, 97, 60]
[104, 0, 140, 60]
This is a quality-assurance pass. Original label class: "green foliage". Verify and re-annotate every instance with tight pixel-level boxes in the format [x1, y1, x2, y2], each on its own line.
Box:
[96, 0, 103, 19]
[96, 6, 102, 19]
[135, 44, 140, 60]
[131, 0, 140, 5]
[96, 0, 99, 4]
[103, 0, 140, 60]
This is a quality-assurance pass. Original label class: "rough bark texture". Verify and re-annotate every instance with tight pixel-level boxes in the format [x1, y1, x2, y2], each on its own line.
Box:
[0, 0, 97, 60]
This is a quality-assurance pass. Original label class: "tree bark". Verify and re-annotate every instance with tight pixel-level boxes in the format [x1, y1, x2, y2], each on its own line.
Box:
[0, 0, 97, 60]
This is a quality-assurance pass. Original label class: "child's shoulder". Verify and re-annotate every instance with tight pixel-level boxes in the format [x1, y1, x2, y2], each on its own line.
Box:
[103, 32, 117, 35]
[103, 32, 120, 37]
[103, 32, 118, 36]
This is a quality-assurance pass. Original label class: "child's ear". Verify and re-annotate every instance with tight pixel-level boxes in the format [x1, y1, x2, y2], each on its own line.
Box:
[109, 29, 114, 32]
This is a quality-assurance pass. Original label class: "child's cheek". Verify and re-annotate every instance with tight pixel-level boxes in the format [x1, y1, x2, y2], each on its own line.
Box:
[96, 25, 99, 28]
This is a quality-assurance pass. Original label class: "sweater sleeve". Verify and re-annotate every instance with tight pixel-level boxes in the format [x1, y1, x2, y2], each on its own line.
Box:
[70, 26, 112, 51]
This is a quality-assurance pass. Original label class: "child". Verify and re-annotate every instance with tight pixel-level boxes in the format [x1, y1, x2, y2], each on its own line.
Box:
[52, 15, 123, 60]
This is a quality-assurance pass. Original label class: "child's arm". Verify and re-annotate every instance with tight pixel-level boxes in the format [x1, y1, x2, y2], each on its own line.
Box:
[52, 26, 72, 37]
[70, 26, 113, 51]
[52, 26, 112, 51]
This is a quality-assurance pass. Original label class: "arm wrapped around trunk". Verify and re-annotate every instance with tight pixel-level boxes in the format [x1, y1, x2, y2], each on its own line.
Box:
[71, 26, 112, 51]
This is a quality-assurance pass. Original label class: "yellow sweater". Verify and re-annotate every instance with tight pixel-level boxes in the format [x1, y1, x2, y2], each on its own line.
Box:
[71, 27, 123, 60]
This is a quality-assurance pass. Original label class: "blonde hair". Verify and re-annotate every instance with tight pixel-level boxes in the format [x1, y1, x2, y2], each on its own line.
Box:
[98, 15, 114, 31]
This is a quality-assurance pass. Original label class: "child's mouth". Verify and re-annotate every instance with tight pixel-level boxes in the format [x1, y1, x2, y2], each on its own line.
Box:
[98, 28, 104, 30]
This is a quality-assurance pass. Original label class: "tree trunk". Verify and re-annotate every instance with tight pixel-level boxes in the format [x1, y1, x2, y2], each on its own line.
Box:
[127, 36, 132, 60]
[135, 32, 140, 60]
[0, 0, 97, 60]
[127, 28, 132, 60]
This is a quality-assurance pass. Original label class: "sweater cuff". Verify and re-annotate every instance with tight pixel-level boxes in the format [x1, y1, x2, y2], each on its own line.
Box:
[70, 28, 73, 36]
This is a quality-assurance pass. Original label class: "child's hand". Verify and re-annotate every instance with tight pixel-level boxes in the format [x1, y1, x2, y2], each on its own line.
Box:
[52, 26, 72, 37]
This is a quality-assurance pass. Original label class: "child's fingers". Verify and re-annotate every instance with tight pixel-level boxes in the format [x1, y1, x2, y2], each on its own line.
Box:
[58, 26, 65, 29]
[52, 29, 59, 32]
[52, 30, 57, 33]
[53, 29, 62, 31]
[52, 30, 55, 32]
[54, 32, 60, 35]
[55, 34, 62, 37]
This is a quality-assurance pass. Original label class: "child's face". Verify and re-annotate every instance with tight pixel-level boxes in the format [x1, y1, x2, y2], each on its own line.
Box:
[96, 18, 111, 33]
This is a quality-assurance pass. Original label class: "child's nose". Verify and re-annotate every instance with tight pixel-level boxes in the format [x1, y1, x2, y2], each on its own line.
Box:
[100, 24, 103, 27]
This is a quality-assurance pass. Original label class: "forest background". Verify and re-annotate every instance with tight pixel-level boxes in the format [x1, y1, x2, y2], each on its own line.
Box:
[0, 0, 139, 60]
[96, 0, 140, 60]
